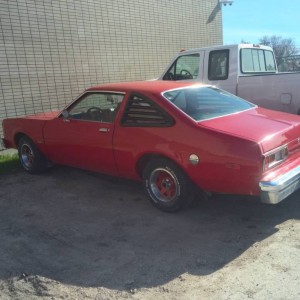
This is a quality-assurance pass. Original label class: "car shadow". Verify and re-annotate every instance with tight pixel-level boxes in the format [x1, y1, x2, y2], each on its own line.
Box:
[0, 166, 299, 291]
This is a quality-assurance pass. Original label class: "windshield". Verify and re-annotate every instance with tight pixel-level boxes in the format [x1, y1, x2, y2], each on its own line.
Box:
[163, 86, 255, 121]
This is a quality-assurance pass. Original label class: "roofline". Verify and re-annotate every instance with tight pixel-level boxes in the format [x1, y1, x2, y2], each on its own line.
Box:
[175, 43, 274, 55]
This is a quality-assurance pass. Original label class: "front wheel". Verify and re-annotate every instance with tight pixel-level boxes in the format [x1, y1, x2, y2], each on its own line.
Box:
[18, 136, 48, 174]
[143, 158, 194, 212]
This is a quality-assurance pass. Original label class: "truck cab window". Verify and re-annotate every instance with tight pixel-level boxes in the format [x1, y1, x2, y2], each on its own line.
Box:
[163, 53, 199, 80]
[265, 51, 276, 71]
[241, 49, 276, 73]
[208, 50, 229, 80]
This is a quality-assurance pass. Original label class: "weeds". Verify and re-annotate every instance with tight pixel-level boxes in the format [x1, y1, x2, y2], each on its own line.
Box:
[0, 153, 20, 174]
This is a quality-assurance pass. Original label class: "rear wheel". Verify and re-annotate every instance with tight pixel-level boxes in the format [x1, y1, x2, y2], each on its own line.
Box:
[18, 136, 48, 174]
[143, 158, 194, 212]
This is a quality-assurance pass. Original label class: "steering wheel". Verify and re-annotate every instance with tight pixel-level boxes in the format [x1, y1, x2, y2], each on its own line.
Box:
[164, 72, 174, 80]
[87, 107, 103, 121]
[180, 69, 193, 79]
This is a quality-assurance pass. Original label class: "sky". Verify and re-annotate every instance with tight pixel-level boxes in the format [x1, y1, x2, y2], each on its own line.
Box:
[222, 0, 300, 47]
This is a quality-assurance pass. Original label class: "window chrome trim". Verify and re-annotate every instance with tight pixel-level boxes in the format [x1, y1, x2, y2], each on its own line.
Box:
[161, 85, 257, 123]
[59, 90, 126, 118]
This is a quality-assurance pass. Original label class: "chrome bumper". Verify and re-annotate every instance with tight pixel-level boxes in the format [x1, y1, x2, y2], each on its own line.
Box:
[259, 165, 300, 204]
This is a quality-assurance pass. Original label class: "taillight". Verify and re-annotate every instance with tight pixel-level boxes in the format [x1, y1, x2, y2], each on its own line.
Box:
[263, 146, 288, 171]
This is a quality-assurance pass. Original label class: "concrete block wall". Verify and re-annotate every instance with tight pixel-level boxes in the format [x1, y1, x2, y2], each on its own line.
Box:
[0, 0, 222, 137]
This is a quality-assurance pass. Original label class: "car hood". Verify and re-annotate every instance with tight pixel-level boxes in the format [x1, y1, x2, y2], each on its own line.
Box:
[199, 107, 300, 153]
[24, 111, 60, 120]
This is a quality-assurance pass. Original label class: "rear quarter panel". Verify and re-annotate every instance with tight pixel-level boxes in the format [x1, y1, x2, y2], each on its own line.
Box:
[185, 128, 263, 195]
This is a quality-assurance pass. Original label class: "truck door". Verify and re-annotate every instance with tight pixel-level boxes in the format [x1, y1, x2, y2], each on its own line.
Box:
[161, 51, 204, 81]
[203, 49, 238, 95]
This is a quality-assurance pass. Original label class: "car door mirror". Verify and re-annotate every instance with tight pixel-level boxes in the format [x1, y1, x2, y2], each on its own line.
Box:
[62, 109, 70, 119]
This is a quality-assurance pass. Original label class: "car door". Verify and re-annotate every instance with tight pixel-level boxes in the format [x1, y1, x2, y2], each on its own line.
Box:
[43, 91, 125, 175]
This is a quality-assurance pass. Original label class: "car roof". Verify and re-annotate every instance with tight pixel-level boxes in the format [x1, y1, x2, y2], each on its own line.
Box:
[86, 80, 209, 94]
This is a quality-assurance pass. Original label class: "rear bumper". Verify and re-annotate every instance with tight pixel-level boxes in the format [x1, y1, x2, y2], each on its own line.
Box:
[259, 165, 300, 204]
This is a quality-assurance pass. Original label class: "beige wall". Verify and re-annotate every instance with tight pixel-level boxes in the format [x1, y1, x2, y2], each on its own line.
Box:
[0, 0, 222, 135]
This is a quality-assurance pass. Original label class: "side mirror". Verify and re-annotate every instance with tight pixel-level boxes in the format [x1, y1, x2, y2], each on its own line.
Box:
[62, 109, 69, 119]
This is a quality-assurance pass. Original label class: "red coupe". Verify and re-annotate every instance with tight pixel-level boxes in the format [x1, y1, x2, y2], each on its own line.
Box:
[2, 81, 300, 211]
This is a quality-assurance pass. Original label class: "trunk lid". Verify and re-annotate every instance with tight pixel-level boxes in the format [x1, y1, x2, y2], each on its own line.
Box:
[199, 107, 300, 153]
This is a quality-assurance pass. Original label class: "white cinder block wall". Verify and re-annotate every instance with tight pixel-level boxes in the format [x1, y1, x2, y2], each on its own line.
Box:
[0, 0, 222, 136]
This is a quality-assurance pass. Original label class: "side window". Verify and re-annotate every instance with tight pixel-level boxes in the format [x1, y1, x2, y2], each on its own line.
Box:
[265, 51, 277, 72]
[163, 54, 200, 80]
[68, 92, 124, 122]
[121, 94, 174, 127]
[241, 49, 276, 73]
[208, 50, 229, 81]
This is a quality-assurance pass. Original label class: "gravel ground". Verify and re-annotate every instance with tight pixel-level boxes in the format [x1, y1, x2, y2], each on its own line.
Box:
[0, 166, 299, 300]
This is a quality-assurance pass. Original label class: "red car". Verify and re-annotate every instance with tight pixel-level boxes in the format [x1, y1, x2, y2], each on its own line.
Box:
[2, 81, 300, 211]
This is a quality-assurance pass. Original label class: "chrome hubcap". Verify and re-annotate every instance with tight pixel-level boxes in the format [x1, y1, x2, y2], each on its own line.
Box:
[21, 144, 34, 168]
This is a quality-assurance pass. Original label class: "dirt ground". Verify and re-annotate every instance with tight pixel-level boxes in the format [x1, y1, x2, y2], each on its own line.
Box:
[0, 165, 299, 300]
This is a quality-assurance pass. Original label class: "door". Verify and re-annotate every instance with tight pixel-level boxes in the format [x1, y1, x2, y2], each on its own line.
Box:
[204, 49, 238, 95]
[43, 92, 124, 175]
[161, 51, 204, 81]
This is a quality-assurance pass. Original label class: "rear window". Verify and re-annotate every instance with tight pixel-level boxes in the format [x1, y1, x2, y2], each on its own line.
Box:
[241, 48, 276, 73]
[163, 86, 255, 121]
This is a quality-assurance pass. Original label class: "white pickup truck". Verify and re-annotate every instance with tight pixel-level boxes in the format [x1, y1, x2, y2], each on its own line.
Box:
[159, 44, 300, 115]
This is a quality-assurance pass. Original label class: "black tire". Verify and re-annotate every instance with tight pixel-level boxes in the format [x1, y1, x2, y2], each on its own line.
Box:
[18, 136, 48, 174]
[142, 158, 194, 212]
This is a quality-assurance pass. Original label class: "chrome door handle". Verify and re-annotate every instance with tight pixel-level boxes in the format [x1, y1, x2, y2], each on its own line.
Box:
[99, 128, 110, 133]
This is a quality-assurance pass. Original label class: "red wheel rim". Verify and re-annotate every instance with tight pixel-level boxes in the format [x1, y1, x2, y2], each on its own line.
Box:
[149, 168, 179, 203]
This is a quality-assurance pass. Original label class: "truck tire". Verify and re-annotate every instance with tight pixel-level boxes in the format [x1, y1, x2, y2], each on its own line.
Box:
[142, 158, 194, 212]
[18, 136, 48, 174]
